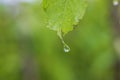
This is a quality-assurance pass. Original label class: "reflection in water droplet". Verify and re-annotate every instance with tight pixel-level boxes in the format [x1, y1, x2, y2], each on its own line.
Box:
[57, 28, 71, 53]
[113, 0, 119, 6]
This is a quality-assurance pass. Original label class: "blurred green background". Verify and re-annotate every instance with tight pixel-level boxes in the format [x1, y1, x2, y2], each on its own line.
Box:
[0, 0, 119, 80]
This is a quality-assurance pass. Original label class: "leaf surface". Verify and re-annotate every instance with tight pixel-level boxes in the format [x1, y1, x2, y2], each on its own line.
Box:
[42, 0, 87, 35]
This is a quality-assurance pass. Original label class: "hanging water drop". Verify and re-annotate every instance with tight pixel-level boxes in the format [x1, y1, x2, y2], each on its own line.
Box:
[64, 44, 70, 53]
[113, 0, 119, 6]
[57, 28, 71, 53]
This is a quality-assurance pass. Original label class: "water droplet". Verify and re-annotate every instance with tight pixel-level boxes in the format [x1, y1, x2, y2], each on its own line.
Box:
[64, 44, 70, 52]
[113, 0, 119, 6]
[57, 28, 71, 53]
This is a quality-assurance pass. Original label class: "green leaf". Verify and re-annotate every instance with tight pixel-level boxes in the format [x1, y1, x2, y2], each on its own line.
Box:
[42, 0, 87, 35]
[17, 0, 87, 52]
